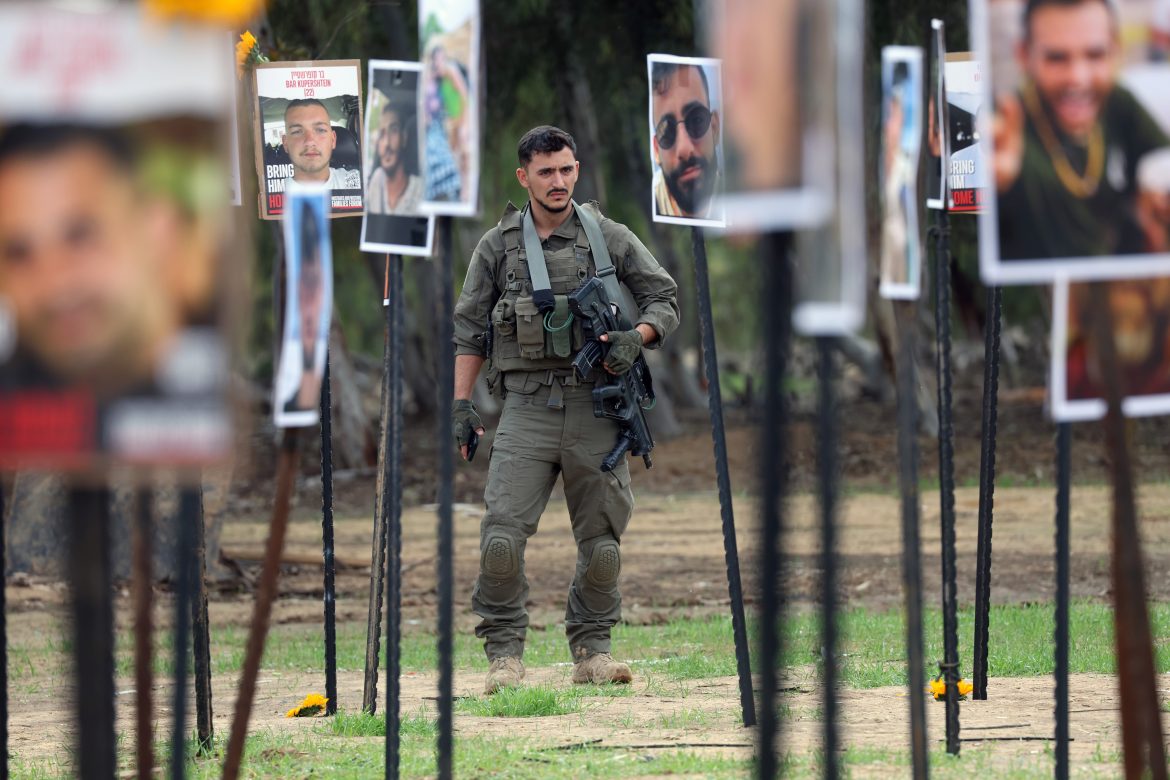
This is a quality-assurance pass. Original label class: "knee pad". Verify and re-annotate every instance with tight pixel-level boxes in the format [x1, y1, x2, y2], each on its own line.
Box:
[585, 537, 621, 588]
[481, 533, 520, 580]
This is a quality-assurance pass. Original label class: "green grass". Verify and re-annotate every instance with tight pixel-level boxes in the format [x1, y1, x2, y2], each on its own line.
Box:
[322, 708, 436, 738]
[15, 733, 1131, 780]
[11, 601, 1163, 778]
[456, 684, 583, 717]
[20, 600, 1166, 690]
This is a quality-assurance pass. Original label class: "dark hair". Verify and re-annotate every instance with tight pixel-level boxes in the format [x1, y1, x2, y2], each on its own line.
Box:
[892, 61, 910, 88]
[517, 125, 577, 166]
[0, 123, 134, 173]
[285, 98, 331, 121]
[381, 99, 414, 131]
[1023, 0, 1115, 41]
[650, 62, 711, 104]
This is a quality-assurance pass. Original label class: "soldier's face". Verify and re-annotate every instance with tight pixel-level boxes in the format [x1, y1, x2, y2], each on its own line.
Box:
[517, 148, 579, 214]
[377, 109, 405, 174]
[652, 66, 719, 216]
[1020, 2, 1118, 138]
[0, 143, 172, 383]
[283, 105, 336, 178]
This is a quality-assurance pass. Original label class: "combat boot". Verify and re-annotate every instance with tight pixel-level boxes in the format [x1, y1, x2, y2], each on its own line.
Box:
[571, 652, 633, 685]
[484, 656, 525, 695]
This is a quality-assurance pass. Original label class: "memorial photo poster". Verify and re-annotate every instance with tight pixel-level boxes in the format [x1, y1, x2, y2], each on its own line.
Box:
[793, 0, 867, 335]
[1050, 274, 1170, 420]
[926, 19, 949, 210]
[360, 60, 435, 256]
[275, 184, 333, 429]
[944, 54, 988, 214]
[646, 54, 726, 228]
[419, 0, 481, 217]
[0, 2, 235, 471]
[974, 0, 1170, 283]
[252, 59, 364, 220]
[705, 0, 836, 232]
[878, 46, 925, 301]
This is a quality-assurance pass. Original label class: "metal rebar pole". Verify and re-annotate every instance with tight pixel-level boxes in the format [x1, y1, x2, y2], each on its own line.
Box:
[933, 214, 961, 753]
[170, 488, 201, 780]
[895, 305, 929, 780]
[690, 226, 756, 729]
[435, 218, 456, 780]
[815, 337, 840, 779]
[385, 253, 405, 779]
[972, 284, 1002, 700]
[192, 487, 213, 754]
[133, 489, 154, 779]
[68, 487, 115, 780]
[320, 356, 338, 716]
[1054, 422, 1071, 780]
[758, 233, 792, 780]
[222, 430, 301, 780]
[365, 257, 394, 716]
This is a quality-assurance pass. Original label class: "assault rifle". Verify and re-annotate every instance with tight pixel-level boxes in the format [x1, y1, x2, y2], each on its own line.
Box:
[568, 276, 655, 471]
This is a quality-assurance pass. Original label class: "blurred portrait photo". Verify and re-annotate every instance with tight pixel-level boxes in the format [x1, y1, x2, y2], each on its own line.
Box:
[981, 0, 1170, 282]
[359, 61, 434, 256]
[647, 55, 725, 227]
[1052, 275, 1170, 419]
[927, 20, 949, 210]
[419, 0, 480, 217]
[879, 47, 925, 300]
[275, 185, 332, 428]
[0, 3, 235, 469]
[707, 0, 837, 231]
[253, 60, 364, 220]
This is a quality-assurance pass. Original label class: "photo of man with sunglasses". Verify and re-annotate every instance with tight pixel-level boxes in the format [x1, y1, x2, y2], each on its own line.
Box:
[648, 56, 724, 226]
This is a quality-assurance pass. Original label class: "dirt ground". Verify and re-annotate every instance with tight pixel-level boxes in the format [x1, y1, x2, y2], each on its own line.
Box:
[6, 651, 1160, 776]
[7, 386, 1170, 775]
[7, 474, 1170, 774]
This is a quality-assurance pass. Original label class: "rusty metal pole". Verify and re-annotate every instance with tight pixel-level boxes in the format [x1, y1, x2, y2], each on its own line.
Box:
[1087, 282, 1168, 780]
[222, 430, 301, 780]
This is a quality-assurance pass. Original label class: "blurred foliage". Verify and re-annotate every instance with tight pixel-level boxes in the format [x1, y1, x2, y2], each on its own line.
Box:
[240, 0, 1047, 383]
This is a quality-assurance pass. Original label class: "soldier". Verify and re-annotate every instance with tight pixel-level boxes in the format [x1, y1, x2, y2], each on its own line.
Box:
[452, 126, 680, 694]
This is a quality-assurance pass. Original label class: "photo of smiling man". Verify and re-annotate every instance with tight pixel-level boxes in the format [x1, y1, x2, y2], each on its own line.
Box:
[647, 55, 725, 227]
[252, 59, 364, 219]
[979, 0, 1170, 283]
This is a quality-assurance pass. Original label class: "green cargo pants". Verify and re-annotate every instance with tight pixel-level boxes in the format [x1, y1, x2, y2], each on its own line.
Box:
[471, 374, 634, 662]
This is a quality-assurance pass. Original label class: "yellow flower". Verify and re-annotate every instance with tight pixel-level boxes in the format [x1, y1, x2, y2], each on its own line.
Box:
[927, 677, 974, 700]
[285, 693, 329, 718]
[234, 29, 269, 78]
[143, 0, 267, 28]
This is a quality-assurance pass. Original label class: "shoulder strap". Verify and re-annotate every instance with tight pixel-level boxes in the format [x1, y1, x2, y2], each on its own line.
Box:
[572, 200, 624, 308]
[520, 205, 555, 313]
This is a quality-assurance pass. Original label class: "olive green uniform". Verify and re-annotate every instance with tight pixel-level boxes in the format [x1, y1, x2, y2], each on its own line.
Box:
[454, 200, 679, 661]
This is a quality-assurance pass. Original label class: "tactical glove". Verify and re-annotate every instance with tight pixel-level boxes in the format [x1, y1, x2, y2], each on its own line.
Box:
[603, 329, 644, 375]
[452, 399, 484, 458]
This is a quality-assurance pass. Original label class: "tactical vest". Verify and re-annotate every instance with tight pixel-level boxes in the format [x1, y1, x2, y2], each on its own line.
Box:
[489, 201, 609, 373]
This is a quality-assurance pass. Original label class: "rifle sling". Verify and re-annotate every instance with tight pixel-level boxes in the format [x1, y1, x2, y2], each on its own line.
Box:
[521, 200, 626, 320]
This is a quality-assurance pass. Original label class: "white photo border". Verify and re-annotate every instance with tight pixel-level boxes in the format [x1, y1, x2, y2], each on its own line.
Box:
[926, 19, 949, 211]
[646, 54, 726, 229]
[793, 0, 867, 335]
[878, 45, 925, 302]
[417, 0, 481, 218]
[971, 0, 1170, 285]
[360, 60, 436, 257]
